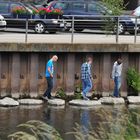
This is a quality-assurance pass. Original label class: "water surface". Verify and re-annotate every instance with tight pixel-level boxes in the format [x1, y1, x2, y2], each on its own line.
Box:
[0, 104, 140, 140]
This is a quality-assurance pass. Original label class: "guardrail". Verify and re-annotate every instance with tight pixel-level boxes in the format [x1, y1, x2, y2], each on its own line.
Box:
[4, 15, 140, 44]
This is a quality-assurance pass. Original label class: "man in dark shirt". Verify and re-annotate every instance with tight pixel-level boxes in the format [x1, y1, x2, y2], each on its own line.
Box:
[81, 57, 93, 100]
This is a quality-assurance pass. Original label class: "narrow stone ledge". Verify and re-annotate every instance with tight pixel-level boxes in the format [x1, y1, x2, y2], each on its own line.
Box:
[18, 99, 43, 105]
[0, 97, 19, 106]
[48, 99, 65, 106]
[69, 99, 101, 106]
[127, 96, 140, 104]
[100, 97, 125, 105]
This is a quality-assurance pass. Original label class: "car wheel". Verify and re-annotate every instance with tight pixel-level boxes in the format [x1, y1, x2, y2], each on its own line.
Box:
[34, 22, 45, 34]
[114, 23, 125, 35]
[74, 29, 84, 32]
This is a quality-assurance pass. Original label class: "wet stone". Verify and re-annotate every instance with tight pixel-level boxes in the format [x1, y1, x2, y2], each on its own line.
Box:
[100, 97, 125, 105]
[18, 99, 43, 105]
[69, 99, 101, 106]
[0, 97, 19, 106]
[48, 99, 65, 106]
[127, 96, 140, 104]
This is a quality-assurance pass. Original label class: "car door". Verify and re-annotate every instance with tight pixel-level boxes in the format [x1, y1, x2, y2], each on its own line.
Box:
[0, 2, 16, 28]
[87, 2, 108, 30]
[0, 2, 10, 18]
[70, 2, 88, 29]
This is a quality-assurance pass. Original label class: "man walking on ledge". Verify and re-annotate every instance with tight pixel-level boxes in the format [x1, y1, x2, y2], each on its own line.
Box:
[112, 58, 123, 97]
[43, 55, 58, 100]
[81, 57, 93, 100]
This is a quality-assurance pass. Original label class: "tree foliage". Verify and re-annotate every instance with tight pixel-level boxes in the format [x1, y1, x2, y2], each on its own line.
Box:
[102, 0, 124, 15]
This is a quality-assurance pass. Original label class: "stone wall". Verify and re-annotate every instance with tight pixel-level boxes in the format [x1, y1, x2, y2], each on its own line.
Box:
[0, 43, 140, 98]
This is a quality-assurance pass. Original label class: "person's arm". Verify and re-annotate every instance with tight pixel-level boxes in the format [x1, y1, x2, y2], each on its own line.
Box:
[48, 67, 53, 78]
[88, 64, 93, 80]
[47, 61, 53, 78]
[112, 63, 116, 79]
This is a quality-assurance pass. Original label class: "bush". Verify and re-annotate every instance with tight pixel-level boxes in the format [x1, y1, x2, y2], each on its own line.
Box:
[102, 0, 124, 34]
[102, 0, 124, 16]
[55, 88, 67, 99]
[127, 68, 140, 95]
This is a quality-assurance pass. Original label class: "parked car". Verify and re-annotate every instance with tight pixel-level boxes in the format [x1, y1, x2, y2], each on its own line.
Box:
[45, 0, 140, 34]
[0, 1, 66, 33]
[0, 14, 6, 30]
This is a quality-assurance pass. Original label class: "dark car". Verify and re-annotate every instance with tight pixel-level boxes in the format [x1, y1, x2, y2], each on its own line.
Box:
[46, 0, 140, 34]
[0, 1, 66, 33]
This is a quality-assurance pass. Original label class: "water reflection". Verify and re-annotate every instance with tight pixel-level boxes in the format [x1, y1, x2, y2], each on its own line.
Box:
[80, 109, 90, 135]
[0, 104, 140, 140]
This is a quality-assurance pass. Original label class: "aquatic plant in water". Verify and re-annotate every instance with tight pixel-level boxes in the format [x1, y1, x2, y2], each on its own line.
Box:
[67, 108, 140, 140]
[8, 120, 63, 140]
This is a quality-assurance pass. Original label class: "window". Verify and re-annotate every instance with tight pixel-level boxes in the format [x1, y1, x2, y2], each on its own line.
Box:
[53, 2, 69, 10]
[0, 3, 9, 13]
[73, 3, 86, 11]
[88, 3, 104, 13]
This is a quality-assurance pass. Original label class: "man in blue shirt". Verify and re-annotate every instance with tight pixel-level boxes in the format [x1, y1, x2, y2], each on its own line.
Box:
[43, 55, 58, 100]
[81, 57, 93, 100]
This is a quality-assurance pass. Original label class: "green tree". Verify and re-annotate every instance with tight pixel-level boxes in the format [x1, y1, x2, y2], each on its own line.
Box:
[102, 0, 124, 15]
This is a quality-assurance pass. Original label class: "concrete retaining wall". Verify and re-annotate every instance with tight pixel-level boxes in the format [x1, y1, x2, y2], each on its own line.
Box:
[0, 43, 140, 98]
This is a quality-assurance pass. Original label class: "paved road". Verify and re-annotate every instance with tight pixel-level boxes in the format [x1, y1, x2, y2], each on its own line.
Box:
[0, 29, 140, 44]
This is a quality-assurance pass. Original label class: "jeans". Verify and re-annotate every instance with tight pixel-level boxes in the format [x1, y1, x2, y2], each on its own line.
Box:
[114, 76, 121, 97]
[44, 77, 53, 98]
[82, 78, 93, 96]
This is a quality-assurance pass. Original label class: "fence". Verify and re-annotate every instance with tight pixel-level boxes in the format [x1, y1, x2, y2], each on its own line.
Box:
[3, 15, 140, 44]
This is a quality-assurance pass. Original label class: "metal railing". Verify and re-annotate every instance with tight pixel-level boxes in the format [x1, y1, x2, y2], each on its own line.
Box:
[3, 15, 140, 44]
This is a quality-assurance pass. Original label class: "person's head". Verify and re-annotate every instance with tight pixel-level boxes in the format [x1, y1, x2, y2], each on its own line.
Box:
[117, 58, 122, 65]
[86, 57, 93, 65]
[52, 55, 58, 62]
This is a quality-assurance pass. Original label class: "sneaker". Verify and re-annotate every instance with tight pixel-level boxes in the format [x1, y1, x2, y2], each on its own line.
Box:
[42, 96, 49, 101]
[82, 94, 90, 101]
[49, 96, 55, 100]
[84, 96, 90, 101]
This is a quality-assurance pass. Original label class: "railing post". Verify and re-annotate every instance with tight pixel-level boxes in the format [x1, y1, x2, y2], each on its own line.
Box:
[134, 17, 138, 44]
[116, 16, 119, 43]
[71, 16, 74, 44]
[25, 18, 28, 43]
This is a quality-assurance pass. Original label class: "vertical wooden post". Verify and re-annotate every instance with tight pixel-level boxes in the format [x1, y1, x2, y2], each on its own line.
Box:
[0, 53, 1, 96]
[102, 53, 111, 96]
[121, 54, 129, 97]
[30, 53, 38, 98]
[11, 53, 20, 98]
[138, 54, 140, 73]
[65, 53, 75, 94]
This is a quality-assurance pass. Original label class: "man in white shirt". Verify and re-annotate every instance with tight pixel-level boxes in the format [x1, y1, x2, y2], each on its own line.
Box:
[112, 58, 123, 97]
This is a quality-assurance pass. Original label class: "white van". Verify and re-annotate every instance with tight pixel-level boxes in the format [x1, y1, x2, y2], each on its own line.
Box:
[0, 14, 6, 30]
